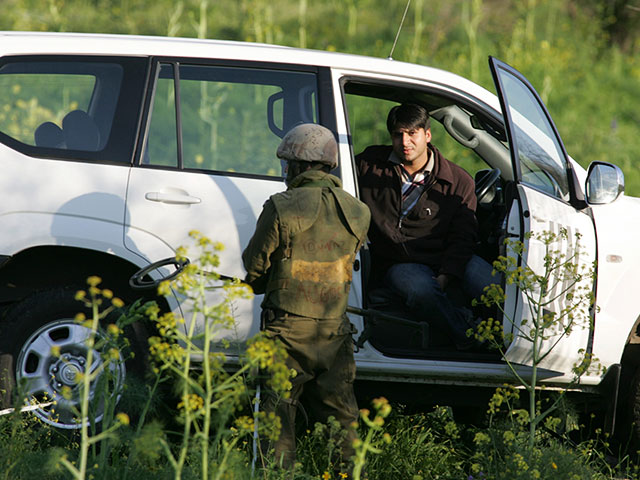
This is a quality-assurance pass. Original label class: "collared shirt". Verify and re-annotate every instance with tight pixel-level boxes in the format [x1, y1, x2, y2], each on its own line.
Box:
[388, 150, 434, 218]
[355, 143, 478, 280]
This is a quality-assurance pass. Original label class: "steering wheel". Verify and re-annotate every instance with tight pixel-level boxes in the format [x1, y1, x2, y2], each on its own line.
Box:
[475, 168, 501, 203]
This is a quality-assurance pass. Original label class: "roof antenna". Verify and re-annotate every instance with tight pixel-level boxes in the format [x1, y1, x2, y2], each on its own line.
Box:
[388, 0, 411, 60]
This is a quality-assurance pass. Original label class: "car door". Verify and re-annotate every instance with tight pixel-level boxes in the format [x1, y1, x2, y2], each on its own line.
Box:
[125, 59, 321, 345]
[489, 57, 596, 374]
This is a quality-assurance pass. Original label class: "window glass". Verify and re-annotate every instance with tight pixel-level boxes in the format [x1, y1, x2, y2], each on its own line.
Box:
[0, 61, 124, 152]
[144, 63, 318, 177]
[499, 71, 570, 200]
[145, 64, 178, 167]
[0, 73, 94, 145]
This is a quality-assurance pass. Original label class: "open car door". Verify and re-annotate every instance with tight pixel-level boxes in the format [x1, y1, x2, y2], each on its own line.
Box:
[489, 57, 596, 374]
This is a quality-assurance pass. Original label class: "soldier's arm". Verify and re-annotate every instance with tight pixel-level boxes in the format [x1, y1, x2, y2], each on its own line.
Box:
[242, 200, 280, 294]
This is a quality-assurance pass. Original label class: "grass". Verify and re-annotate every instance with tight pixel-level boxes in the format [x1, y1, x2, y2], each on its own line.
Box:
[1, 396, 637, 480]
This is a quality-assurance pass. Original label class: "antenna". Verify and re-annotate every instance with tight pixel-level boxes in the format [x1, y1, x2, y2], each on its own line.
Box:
[388, 0, 412, 60]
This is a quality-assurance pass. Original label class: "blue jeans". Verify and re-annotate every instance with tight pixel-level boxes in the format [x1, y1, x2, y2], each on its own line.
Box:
[369, 256, 499, 349]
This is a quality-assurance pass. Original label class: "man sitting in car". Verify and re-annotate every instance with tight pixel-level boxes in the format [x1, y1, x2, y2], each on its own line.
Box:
[355, 103, 495, 350]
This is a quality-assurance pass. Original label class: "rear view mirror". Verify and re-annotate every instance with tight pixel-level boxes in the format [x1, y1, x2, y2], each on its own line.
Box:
[586, 161, 625, 205]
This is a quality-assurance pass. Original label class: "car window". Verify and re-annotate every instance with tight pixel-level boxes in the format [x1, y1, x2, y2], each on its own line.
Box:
[495, 71, 570, 201]
[145, 64, 178, 167]
[0, 56, 147, 162]
[144, 62, 319, 178]
[0, 72, 95, 146]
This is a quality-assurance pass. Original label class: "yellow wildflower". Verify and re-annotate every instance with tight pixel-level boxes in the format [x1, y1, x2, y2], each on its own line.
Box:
[61, 386, 72, 400]
[116, 412, 130, 425]
[372, 396, 392, 417]
[157, 280, 171, 297]
[474, 431, 490, 445]
[145, 304, 160, 318]
[177, 394, 204, 412]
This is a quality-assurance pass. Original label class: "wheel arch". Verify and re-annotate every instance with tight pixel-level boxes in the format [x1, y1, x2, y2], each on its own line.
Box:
[621, 316, 640, 373]
[603, 316, 640, 440]
[0, 245, 168, 309]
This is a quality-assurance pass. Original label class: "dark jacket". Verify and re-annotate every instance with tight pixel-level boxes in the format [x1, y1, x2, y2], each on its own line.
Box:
[356, 144, 477, 280]
[242, 169, 370, 318]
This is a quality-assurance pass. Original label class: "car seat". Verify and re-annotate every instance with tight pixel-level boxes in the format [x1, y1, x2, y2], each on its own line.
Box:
[34, 122, 65, 148]
[62, 110, 101, 151]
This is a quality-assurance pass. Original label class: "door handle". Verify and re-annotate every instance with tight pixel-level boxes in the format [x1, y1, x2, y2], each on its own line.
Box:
[145, 192, 201, 205]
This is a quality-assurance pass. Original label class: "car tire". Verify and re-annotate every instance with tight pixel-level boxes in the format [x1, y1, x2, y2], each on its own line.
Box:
[0, 286, 148, 429]
[626, 367, 640, 446]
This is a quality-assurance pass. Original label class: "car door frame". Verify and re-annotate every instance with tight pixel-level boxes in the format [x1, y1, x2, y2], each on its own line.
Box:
[489, 56, 597, 374]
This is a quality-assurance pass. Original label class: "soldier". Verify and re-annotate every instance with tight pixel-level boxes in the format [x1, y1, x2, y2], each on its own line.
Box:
[242, 123, 371, 473]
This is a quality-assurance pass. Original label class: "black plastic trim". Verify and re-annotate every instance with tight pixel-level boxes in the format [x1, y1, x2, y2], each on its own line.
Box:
[600, 363, 621, 434]
[0, 255, 10, 269]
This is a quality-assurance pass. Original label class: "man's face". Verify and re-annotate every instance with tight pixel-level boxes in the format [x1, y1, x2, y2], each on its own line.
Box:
[391, 126, 431, 167]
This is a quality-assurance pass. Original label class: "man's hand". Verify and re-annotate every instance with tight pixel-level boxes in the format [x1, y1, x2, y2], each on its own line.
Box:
[435, 274, 452, 291]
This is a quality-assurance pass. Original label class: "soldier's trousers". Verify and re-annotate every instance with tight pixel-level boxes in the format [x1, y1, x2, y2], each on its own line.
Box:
[261, 310, 359, 470]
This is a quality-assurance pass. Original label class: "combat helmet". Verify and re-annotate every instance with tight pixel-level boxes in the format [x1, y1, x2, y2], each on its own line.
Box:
[276, 123, 338, 169]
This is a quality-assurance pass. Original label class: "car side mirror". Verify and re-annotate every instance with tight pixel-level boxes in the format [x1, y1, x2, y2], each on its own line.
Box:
[585, 161, 625, 205]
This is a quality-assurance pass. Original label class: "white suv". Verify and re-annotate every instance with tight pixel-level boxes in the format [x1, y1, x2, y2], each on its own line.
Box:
[0, 32, 637, 434]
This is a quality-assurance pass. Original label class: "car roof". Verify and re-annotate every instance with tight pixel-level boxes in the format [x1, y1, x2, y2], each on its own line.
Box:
[0, 31, 501, 111]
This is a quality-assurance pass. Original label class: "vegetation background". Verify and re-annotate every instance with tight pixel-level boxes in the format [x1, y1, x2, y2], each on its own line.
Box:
[2, 0, 640, 194]
[3, 2, 640, 478]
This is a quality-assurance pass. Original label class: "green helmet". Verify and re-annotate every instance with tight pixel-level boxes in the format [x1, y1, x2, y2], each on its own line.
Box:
[276, 123, 338, 169]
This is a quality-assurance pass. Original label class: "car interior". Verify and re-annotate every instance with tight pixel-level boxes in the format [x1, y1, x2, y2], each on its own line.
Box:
[343, 80, 514, 361]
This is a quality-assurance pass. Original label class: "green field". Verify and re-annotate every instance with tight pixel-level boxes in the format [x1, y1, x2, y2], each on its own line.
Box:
[3, 0, 640, 194]
[2, 2, 640, 478]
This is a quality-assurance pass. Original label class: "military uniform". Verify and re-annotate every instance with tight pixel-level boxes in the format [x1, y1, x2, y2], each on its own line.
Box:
[243, 168, 370, 469]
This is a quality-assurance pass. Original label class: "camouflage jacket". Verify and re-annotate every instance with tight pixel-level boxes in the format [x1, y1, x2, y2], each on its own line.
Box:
[242, 169, 370, 319]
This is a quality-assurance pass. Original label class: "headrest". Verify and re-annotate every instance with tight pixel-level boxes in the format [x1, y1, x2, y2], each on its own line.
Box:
[62, 110, 101, 151]
[34, 122, 65, 148]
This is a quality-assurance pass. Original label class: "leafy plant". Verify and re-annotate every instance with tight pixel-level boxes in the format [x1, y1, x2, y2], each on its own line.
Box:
[50, 277, 137, 479]
[143, 230, 292, 480]
[473, 229, 600, 450]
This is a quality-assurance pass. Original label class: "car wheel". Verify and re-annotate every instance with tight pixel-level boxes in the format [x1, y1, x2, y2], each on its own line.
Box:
[0, 287, 146, 429]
